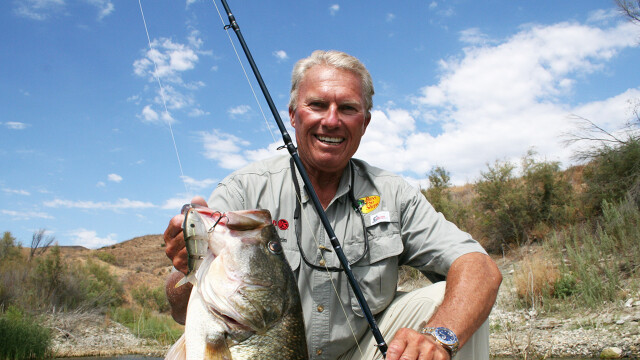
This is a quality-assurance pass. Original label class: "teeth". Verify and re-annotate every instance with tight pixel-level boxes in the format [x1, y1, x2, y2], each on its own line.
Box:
[316, 135, 343, 144]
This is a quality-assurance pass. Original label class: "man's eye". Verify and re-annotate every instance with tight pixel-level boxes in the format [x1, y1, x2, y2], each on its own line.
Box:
[309, 102, 325, 109]
[341, 105, 358, 114]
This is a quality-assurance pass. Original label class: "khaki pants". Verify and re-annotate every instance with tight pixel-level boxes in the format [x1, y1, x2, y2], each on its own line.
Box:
[339, 282, 490, 360]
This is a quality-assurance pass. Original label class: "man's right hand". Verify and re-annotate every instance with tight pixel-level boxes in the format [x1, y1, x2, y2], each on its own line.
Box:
[163, 196, 208, 274]
[163, 196, 208, 324]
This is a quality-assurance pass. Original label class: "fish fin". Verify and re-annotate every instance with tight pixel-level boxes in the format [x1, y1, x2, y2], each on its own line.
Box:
[165, 333, 187, 360]
[205, 339, 233, 360]
[174, 273, 196, 288]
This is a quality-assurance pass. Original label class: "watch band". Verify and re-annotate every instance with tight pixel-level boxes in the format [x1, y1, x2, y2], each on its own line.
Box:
[420, 326, 459, 358]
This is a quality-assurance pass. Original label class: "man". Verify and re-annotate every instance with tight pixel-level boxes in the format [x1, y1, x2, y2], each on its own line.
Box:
[164, 50, 502, 360]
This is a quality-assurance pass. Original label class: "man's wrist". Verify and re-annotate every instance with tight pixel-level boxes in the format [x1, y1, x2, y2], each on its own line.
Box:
[420, 326, 459, 358]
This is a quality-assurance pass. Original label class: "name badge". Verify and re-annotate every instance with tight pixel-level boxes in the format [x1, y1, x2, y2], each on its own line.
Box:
[370, 211, 390, 226]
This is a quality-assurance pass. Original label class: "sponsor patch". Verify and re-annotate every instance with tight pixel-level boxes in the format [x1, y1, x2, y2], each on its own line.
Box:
[359, 195, 380, 214]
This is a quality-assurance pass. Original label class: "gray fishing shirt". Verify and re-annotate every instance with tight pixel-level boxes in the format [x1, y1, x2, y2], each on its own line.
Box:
[208, 154, 486, 359]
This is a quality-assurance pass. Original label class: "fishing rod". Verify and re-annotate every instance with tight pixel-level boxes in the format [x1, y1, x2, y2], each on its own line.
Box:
[218, 0, 388, 357]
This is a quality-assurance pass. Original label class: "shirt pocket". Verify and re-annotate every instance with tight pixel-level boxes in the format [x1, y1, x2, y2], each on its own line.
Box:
[283, 247, 301, 275]
[344, 218, 403, 317]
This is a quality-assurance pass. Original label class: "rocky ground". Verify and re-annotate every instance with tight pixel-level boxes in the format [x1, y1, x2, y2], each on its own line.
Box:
[46, 250, 640, 359]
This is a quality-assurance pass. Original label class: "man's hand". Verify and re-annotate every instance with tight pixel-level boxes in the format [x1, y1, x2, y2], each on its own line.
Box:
[163, 196, 208, 274]
[163, 196, 207, 324]
[386, 328, 451, 360]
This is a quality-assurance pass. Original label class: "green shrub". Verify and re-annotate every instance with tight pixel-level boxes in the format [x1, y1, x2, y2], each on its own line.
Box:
[94, 251, 118, 265]
[474, 151, 576, 253]
[553, 274, 578, 300]
[0, 306, 52, 360]
[73, 258, 125, 309]
[0, 232, 22, 261]
[132, 285, 170, 313]
[582, 138, 640, 214]
[109, 306, 183, 346]
[545, 196, 640, 307]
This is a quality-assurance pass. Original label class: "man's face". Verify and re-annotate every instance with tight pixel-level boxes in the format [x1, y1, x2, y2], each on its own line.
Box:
[289, 65, 371, 176]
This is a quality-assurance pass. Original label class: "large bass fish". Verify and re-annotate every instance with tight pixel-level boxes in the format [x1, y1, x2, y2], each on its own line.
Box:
[166, 206, 308, 360]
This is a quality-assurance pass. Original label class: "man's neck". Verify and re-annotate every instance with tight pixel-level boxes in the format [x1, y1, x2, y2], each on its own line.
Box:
[306, 167, 345, 210]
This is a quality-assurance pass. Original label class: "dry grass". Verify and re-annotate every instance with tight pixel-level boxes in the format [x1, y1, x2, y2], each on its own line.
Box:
[512, 251, 560, 306]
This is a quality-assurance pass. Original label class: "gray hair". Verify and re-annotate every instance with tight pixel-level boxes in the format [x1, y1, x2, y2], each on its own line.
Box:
[288, 50, 374, 115]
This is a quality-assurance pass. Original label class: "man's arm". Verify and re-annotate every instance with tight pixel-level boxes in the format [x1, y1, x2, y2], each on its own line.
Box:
[386, 252, 502, 360]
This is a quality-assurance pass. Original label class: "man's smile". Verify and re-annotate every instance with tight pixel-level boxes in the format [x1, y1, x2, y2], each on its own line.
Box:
[315, 134, 344, 144]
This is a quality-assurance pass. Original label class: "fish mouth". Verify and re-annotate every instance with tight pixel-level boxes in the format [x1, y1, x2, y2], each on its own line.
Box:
[209, 305, 252, 333]
[315, 134, 344, 144]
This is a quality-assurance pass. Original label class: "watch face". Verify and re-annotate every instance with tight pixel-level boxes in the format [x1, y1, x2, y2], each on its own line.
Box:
[435, 327, 458, 345]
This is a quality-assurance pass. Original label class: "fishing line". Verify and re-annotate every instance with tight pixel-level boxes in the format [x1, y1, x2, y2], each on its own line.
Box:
[211, 0, 278, 145]
[137, 0, 191, 196]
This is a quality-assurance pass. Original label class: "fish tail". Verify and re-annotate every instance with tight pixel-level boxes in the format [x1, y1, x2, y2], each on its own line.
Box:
[165, 333, 187, 360]
[174, 272, 196, 288]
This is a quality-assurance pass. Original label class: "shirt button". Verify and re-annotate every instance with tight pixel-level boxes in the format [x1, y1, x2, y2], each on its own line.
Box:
[317, 305, 324, 312]
[316, 349, 323, 355]
[319, 259, 326, 266]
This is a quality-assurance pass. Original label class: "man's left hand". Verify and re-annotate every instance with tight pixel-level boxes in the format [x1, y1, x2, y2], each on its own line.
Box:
[385, 328, 451, 360]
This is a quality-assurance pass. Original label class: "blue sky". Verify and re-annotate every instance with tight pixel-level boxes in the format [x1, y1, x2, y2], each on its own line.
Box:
[2, 0, 639, 248]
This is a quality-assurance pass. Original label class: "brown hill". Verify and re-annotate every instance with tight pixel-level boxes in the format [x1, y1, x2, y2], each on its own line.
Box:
[56, 234, 174, 303]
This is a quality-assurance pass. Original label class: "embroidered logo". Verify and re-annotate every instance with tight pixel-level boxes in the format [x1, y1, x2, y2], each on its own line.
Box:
[358, 195, 380, 214]
[273, 219, 289, 230]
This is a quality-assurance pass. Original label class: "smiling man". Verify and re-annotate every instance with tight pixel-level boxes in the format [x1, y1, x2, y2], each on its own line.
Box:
[164, 50, 502, 360]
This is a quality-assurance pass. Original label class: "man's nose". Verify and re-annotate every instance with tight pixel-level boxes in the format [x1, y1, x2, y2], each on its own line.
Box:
[322, 104, 340, 127]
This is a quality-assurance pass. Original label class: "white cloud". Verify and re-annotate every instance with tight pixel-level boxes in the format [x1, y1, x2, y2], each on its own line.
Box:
[84, 0, 114, 20]
[68, 228, 117, 249]
[14, 0, 113, 21]
[329, 4, 339, 16]
[134, 38, 199, 82]
[355, 20, 640, 185]
[108, 173, 123, 183]
[459, 28, 492, 46]
[273, 50, 288, 61]
[199, 129, 254, 169]
[161, 196, 192, 210]
[13, 0, 64, 20]
[44, 198, 155, 210]
[228, 105, 251, 117]
[1, 209, 53, 220]
[2, 188, 30, 195]
[386, 13, 396, 22]
[181, 175, 218, 191]
[3, 122, 29, 130]
[134, 35, 206, 125]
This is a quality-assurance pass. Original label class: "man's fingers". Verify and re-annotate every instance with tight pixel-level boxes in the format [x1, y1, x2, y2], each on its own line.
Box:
[164, 214, 188, 274]
[190, 196, 208, 207]
[385, 336, 409, 360]
[386, 328, 452, 360]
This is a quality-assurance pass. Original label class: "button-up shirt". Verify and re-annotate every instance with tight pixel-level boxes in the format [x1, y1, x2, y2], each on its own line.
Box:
[208, 154, 486, 359]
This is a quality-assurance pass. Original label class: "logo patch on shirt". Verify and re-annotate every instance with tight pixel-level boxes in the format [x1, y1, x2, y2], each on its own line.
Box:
[272, 219, 289, 231]
[358, 195, 380, 214]
[370, 211, 390, 226]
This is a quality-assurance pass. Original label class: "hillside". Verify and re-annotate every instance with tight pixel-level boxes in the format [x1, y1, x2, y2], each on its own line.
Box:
[58, 234, 173, 302]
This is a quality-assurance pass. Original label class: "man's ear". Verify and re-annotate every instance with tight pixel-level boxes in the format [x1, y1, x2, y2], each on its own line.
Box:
[289, 107, 296, 128]
[362, 112, 371, 134]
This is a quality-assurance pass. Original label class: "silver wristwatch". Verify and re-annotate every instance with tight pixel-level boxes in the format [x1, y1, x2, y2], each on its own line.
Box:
[420, 326, 459, 358]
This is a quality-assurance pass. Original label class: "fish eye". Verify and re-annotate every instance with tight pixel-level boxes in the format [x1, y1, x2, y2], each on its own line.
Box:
[267, 240, 283, 254]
